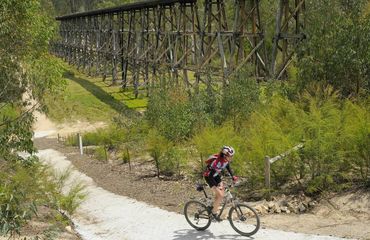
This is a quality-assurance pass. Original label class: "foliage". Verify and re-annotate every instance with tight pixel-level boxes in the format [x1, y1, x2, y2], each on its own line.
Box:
[147, 129, 172, 177]
[297, 0, 370, 96]
[342, 98, 370, 185]
[0, 157, 86, 236]
[0, 0, 68, 236]
[234, 84, 369, 192]
[94, 146, 108, 162]
[0, 160, 39, 236]
[56, 183, 86, 215]
[298, 86, 347, 192]
[51, 167, 87, 215]
[146, 130, 187, 177]
[241, 93, 304, 187]
[146, 87, 197, 142]
[0, 0, 62, 156]
[160, 147, 185, 177]
[221, 70, 260, 130]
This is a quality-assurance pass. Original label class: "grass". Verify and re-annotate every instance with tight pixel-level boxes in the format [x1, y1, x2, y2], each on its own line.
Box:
[45, 63, 148, 123]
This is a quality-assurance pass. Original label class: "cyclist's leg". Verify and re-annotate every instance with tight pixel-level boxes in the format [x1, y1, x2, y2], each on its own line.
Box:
[211, 176, 224, 214]
[205, 175, 218, 213]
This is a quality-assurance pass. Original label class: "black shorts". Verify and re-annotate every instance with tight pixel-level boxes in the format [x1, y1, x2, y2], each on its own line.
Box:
[204, 174, 221, 188]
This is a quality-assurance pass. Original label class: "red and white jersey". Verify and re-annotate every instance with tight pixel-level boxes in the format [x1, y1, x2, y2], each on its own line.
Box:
[204, 154, 230, 177]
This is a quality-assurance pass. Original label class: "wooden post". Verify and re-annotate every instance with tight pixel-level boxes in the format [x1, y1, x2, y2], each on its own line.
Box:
[264, 156, 271, 189]
[78, 133, 83, 155]
[126, 148, 131, 171]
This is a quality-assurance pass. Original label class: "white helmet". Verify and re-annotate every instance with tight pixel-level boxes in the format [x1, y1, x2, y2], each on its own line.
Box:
[221, 146, 235, 157]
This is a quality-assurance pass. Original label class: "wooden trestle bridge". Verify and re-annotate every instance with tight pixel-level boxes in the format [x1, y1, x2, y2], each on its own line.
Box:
[53, 0, 306, 97]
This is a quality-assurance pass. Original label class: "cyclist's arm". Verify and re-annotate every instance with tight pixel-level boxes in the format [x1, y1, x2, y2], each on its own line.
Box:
[225, 164, 234, 178]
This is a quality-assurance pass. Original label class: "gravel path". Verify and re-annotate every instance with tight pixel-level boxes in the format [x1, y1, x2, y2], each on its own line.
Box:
[35, 147, 351, 240]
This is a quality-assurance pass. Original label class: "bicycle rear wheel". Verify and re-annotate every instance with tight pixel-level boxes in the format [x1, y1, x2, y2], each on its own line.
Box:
[184, 200, 211, 231]
[228, 203, 260, 236]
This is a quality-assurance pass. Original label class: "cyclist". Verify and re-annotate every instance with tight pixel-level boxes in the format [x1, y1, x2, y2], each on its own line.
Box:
[203, 146, 238, 220]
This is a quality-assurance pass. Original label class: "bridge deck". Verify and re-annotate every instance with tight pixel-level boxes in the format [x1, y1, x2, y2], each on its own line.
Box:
[56, 0, 197, 20]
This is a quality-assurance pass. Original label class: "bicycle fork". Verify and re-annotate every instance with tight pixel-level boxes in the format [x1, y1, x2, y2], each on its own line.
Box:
[234, 204, 247, 221]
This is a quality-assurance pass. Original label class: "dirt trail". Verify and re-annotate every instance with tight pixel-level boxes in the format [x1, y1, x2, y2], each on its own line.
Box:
[32, 113, 370, 240]
[33, 110, 106, 138]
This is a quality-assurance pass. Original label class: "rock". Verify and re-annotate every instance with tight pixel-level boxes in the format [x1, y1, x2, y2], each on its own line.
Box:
[298, 203, 306, 212]
[308, 201, 317, 208]
[279, 199, 288, 207]
[255, 205, 268, 215]
[65, 225, 73, 233]
[275, 206, 282, 213]
[293, 207, 300, 214]
[281, 206, 288, 212]
[268, 201, 275, 209]
[270, 203, 281, 213]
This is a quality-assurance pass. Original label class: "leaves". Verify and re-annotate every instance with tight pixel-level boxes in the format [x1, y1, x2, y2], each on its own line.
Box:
[298, 0, 370, 96]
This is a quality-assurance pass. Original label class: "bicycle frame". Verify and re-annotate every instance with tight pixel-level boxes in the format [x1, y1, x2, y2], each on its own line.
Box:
[197, 182, 238, 219]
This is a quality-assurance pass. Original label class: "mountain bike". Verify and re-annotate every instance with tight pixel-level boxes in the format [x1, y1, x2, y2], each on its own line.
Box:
[184, 182, 260, 237]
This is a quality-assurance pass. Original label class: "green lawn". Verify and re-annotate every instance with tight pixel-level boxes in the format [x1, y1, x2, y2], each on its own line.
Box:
[45, 63, 147, 123]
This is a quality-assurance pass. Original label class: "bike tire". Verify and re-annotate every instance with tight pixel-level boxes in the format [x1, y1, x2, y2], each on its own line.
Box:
[228, 203, 260, 236]
[184, 200, 212, 231]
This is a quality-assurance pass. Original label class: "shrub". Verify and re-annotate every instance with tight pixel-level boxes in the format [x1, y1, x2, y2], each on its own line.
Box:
[146, 87, 196, 142]
[0, 159, 45, 236]
[221, 70, 260, 130]
[94, 146, 108, 162]
[160, 146, 186, 177]
[147, 129, 171, 177]
[57, 183, 86, 215]
[342, 98, 370, 185]
[0, 157, 86, 237]
[192, 123, 244, 176]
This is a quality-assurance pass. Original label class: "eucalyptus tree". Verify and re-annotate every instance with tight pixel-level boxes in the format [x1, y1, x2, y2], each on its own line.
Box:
[0, 0, 63, 158]
[297, 0, 370, 97]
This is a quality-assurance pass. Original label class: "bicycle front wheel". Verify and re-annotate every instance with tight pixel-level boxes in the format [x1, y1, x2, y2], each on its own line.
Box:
[228, 203, 260, 236]
[184, 200, 211, 231]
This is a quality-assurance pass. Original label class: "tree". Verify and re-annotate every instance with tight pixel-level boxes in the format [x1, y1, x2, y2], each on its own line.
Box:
[221, 70, 260, 130]
[0, 0, 63, 158]
[0, 0, 68, 236]
[297, 0, 370, 97]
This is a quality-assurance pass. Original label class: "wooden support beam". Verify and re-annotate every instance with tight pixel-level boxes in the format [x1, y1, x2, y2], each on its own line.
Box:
[52, 0, 306, 93]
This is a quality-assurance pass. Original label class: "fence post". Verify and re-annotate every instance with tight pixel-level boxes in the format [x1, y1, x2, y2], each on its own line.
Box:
[264, 156, 271, 189]
[77, 133, 83, 155]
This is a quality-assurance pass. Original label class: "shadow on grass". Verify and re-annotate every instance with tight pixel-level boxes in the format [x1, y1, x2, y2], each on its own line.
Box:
[64, 71, 138, 117]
